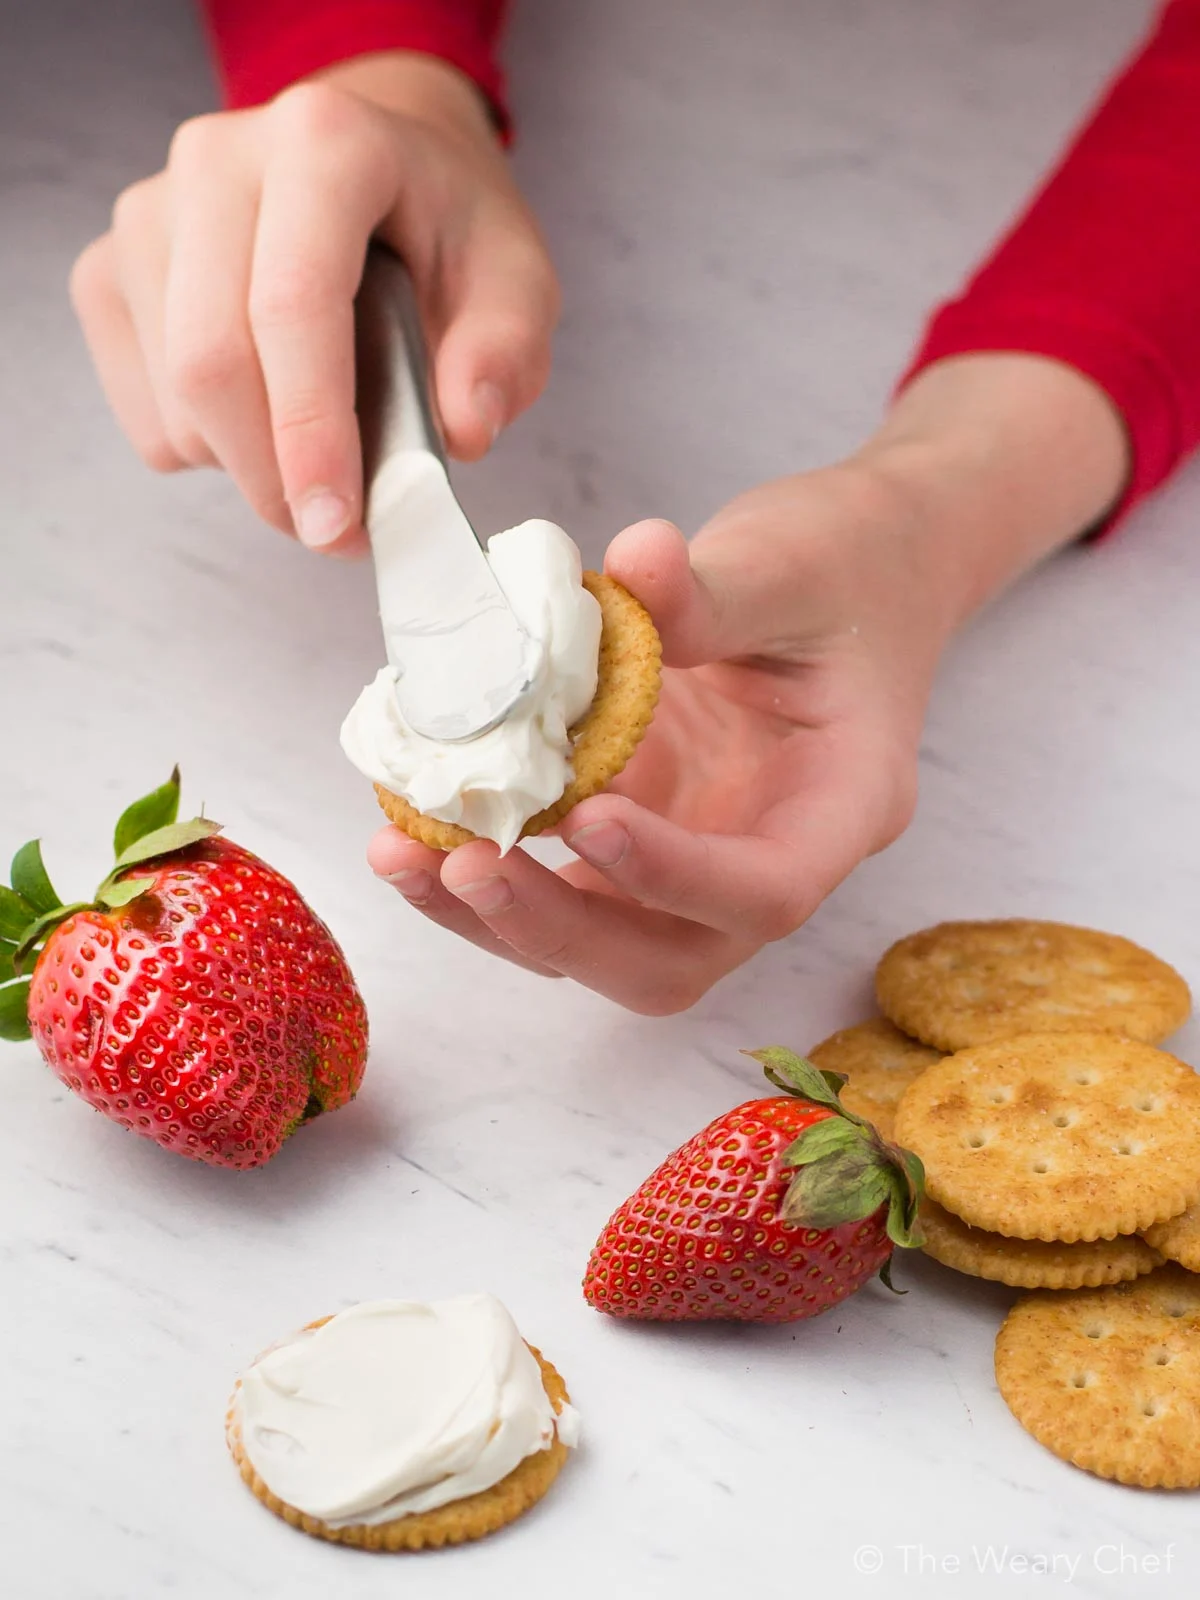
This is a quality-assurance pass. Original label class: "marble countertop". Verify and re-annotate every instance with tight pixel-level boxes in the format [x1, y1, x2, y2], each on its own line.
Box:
[4, 1, 1199, 1595]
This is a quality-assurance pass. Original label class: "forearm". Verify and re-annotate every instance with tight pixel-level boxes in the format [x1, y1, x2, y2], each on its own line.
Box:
[859, 352, 1129, 636]
[902, 0, 1200, 530]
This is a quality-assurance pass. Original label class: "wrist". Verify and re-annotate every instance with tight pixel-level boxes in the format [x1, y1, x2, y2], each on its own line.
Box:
[855, 353, 1131, 633]
[311, 50, 498, 149]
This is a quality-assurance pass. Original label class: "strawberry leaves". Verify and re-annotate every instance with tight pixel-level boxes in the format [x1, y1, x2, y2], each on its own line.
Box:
[95, 771, 222, 908]
[746, 1046, 926, 1252]
[755, 1045, 849, 1105]
[782, 1130, 896, 1229]
[0, 978, 31, 1042]
[93, 819, 221, 910]
[783, 1115, 925, 1249]
[97, 876, 158, 910]
[113, 766, 181, 857]
[0, 769, 224, 1008]
[10, 841, 61, 915]
[0, 887, 33, 942]
[110, 818, 221, 873]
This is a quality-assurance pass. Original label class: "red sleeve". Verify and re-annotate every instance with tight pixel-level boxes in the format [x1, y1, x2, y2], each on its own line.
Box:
[902, 0, 1200, 527]
[198, 1, 510, 130]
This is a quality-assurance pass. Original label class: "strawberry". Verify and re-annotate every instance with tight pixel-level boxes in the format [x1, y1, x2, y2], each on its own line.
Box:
[0, 769, 368, 1170]
[583, 1048, 924, 1323]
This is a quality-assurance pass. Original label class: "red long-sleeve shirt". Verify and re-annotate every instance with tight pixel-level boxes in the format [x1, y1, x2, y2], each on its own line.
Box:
[200, 0, 1200, 524]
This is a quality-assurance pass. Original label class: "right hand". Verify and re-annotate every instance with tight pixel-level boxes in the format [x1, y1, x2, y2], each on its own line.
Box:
[69, 55, 559, 553]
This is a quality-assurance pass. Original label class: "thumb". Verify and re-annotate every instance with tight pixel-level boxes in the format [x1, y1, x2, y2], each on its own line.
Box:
[604, 518, 766, 667]
[424, 215, 560, 462]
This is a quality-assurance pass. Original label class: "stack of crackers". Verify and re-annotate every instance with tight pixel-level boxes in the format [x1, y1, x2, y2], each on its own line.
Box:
[810, 920, 1200, 1490]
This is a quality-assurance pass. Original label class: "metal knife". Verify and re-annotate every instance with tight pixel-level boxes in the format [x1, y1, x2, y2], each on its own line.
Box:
[354, 242, 537, 743]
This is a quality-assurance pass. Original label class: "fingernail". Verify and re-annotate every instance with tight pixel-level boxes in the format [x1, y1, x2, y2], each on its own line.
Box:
[473, 382, 507, 444]
[293, 489, 350, 550]
[453, 875, 514, 915]
[568, 821, 629, 869]
[385, 869, 433, 904]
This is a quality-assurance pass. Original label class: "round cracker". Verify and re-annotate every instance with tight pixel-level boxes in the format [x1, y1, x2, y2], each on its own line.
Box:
[919, 1199, 1161, 1289]
[995, 1266, 1200, 1488]
[1143, 1199, 1200, 1273]
[376, 571, 662, 851]
[876, 920, 1190, 1052]
[892, 1032, 1200, 1242]
[227, 1330, 572, 1550]
[808, 1018, 943, 1141]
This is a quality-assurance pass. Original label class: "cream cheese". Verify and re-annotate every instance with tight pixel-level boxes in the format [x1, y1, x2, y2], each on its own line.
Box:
[236, 1294, 579, 1526]
[341, 518, 602, 853]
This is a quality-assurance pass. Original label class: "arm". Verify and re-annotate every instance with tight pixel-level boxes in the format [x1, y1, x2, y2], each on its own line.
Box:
[904, 0, 1200, 528]
[374, 6, 1200, 1011]
[370, 350, 1130, 1013]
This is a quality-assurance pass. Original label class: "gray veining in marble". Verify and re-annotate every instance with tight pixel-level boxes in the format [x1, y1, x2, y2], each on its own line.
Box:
[3, 1, 1198, 1596]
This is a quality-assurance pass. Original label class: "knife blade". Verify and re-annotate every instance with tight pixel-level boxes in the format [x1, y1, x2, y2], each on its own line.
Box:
[353, 242, 538, 744]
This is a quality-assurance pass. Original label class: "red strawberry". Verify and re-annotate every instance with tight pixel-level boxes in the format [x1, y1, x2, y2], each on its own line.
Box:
[0, 769, 368, 1169]
[583, 1048, 924, 1323]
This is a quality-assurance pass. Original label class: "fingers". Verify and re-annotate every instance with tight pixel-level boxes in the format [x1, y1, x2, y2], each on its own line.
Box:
[71, 84, 559, 548]
[108, 177, 213, 468]
[606, 475, 891, 669]
[562, 716, 915, 944]
[423, 213, 560, 461]
[603, 518, 750, 667]
[69, 235, 181, 472]
[438, 840, 731, 1015]
[366, 828, 561, 978]
[559, 794, 809, 940]
[162, 115, 290, 532]
[250, 86, 403, 551]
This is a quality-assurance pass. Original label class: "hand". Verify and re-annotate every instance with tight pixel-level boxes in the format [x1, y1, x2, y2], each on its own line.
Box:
[69, 54, 557, 552]
[366, 354, 1129, 1013]
[367, 464, 943, 1012]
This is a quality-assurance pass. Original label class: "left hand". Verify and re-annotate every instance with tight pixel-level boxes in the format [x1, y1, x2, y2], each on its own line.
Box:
[366, 458, 953, 1012]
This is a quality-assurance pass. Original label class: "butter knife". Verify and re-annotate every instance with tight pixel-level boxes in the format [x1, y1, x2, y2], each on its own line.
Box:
[354, 242, 537, 743]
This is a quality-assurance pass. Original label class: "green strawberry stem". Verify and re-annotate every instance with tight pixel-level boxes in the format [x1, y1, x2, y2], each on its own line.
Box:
[744, 1047, 926, 1252]
[0, 770, 223, 1037]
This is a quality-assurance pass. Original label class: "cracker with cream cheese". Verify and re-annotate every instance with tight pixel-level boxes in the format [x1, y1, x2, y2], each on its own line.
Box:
[376, 571, 661, 851]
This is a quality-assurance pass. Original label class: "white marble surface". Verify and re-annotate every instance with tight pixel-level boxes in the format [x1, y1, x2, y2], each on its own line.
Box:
[4, 1, 1200, 1595]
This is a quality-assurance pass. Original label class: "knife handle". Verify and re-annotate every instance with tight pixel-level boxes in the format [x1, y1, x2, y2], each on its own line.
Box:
[354, 242, 447, 495]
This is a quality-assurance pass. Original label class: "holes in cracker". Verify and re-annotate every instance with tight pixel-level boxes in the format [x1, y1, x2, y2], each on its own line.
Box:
[987, 1088, 1011, 1106]
[1031, 1158, 1052, 1175]
[1083, 1323, 1111, 1340]
[1141, 1398, 1164, 1419]
[1051, 1111, 1076, 1129]
[1067, 1372, 1096, 1390]
[1072, 1069, 1099, 1086]
[1135, 1097, 1160, 1114]
[1149, 1348, 1176, 1368]
[964, 1130, 991, 1150]
[1165, 1303, 1190, 1319]
[1114, 1140, 1142, 1157]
